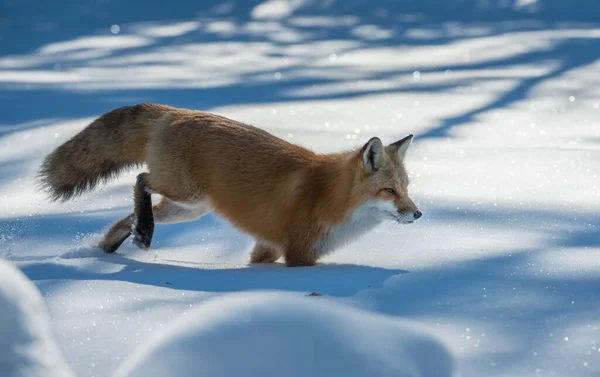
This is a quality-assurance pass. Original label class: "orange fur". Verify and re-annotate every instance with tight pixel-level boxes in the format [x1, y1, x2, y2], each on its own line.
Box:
[39, 103, 420, 266]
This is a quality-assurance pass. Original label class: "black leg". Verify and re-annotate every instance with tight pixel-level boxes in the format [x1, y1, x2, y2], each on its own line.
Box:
[97, 213, 135, 253]
[132, 173, 154, 250]
[103, 229, 132, 253]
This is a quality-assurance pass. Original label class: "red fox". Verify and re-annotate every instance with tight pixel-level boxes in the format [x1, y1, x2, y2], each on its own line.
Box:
[38, 103, 421, 266]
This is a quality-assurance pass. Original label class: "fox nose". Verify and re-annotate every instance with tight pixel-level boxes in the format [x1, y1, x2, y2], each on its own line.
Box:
[413, 210, 422, 219]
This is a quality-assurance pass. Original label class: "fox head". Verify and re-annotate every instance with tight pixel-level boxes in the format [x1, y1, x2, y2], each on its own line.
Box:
[355, 135, 421, 224]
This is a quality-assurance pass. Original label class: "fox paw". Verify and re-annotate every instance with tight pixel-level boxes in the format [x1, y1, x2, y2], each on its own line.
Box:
[132, 227, 152, 250]
[97, 239, 120, 254]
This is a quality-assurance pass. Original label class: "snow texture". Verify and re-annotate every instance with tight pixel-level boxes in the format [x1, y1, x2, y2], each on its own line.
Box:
[0, 260, 74, 377]
[115, 292, 453, 377]
[1, 0, 600, 376]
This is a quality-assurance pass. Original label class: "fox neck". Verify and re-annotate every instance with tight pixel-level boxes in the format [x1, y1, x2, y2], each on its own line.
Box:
[315, 201, 384, 256]
[312, 152, 362, 223]
[312, 152, 383, 255]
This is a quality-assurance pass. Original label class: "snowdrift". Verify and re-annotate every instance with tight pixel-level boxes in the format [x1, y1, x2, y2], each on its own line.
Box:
[0, 260, 74, 377]
[1, 260, 453, 377]
[115, 292, 454, 377]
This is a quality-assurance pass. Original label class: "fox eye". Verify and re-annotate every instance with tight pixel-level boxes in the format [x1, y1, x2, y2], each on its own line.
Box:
[382, 188, 396, 195]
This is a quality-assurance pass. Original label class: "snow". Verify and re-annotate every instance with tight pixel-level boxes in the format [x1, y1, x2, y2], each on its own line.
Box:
[0, 261, 451, 377]
[114, 292, 453, 377]
[1, 1, 600, 376]
[0, 260, 74, 377]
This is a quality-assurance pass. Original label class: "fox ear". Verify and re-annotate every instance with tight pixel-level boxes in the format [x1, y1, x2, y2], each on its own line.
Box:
[389, 134, 413, 161]
[361, 137, 384, 173]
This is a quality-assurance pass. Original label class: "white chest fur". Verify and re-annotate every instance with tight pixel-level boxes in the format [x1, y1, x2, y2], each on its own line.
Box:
[315, 201, 391, 255]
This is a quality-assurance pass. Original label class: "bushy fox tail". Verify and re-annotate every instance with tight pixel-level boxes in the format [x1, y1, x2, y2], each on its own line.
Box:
[38, 103, 172, 201]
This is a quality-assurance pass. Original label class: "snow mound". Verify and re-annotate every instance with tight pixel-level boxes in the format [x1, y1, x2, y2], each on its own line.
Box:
[116, 292, 454, 377]
[0, 260, 74, 377]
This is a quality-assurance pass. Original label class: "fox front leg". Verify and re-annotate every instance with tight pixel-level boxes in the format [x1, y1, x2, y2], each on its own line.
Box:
[284, 241, 318, 267]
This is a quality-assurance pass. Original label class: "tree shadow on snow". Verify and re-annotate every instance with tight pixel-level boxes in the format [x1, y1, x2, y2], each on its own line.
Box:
[2, 0, 600, 128]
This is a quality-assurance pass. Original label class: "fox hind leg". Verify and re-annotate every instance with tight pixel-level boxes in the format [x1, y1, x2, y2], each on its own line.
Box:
[132, 192, 211, 250]
[99, 192, 211, 253]
[98, 172, 154, 252]
[98, 213, 134, 253]
[131, 172, 154, 250]
[152, 197, 211, 224]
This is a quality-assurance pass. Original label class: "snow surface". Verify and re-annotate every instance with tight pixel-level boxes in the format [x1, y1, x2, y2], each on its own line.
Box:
[1, 1, 600, 376]
[0, 260, 74, 377]
[114, 292, 453, 377]
[0, 261, 451, 377]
